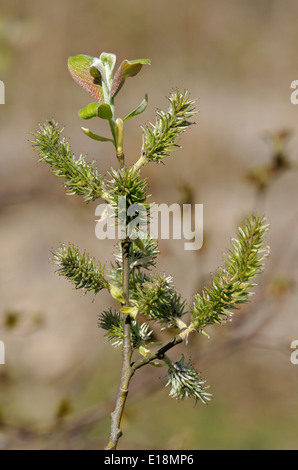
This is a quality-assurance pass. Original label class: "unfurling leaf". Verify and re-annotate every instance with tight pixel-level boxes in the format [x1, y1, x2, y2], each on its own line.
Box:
[68, 55, 104, 103]
[111, 59, 150, 98]
[91, 52, 116, 88]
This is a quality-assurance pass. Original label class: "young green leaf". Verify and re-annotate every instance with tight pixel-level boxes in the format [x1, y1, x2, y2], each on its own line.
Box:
[97, 103, 113, 120]
[78, 103, 101, 120]
[81, 127, 114, 144]
[133, 237, 146, 253]
[109, 285, 125, 303]
[111, 59, 150, 98]
[123, 94, 148, 122]
[78, 103, 113, 120]
[120, 307, 138, 319]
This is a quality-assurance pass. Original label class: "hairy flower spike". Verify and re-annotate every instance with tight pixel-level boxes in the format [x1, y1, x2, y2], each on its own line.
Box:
[105, 167, 149, 212]
[113, 236, 159, 271]
[165, 355, 212, 404]
[190, 214, 269, 333]
[109, 237, 159, 295]
[133, 274, 186, 324]
[98, 309, 152, 348]
[140, 89, 196, 165]
[33, 120, 103, 202]
[51, 244, 109, 295]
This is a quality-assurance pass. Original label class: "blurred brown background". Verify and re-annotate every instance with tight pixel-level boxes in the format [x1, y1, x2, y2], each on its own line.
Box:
[1, 0, 298, 450]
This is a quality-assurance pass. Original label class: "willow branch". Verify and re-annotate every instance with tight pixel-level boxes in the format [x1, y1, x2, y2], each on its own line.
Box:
[132, 331, 185, 372]
[105, 240, 133, 450]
